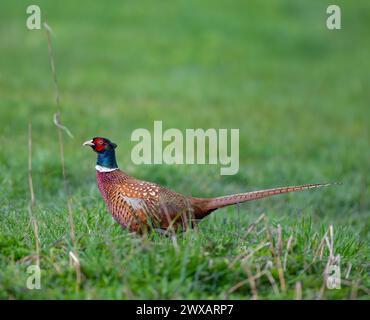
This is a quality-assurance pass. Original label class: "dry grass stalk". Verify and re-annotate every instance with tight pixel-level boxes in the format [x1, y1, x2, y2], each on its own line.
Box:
[324, 236, 332, 261]
[295, 281, 302, 300]
[28, 123, 35, 206]
[240, 241, 270, 264]
[312, 230, 328, 263]
[350, 280, 358, 299]
[319, 225, 342, 298]
[69, 251, 80, 267]
[243, 263, 258, 300]
[229, 241, 270, 268]
[227, 279, 250, 295]
[265, 260, 273, 269]
[44, 22, 81, 290]
[255, 263, 261, 287]
[283, 235, 294, 271]
[28, 123, 40, 268]
[256, 227, 266, 237]
[246, 213, 265, 236]
[277, 224, 283, 256]
[275, 225, 286, 293]
[329, 225, 334, 250]
[264, 216, 276, 257]
[265, 270, 279, 295]
[317, 283, 326, 300]
[227, 267, 269, 296]
[264, 217, 286, 292]
[341, 279, 370, 296]
[323, 225, 337, 277]
[345, 263, 352, 279]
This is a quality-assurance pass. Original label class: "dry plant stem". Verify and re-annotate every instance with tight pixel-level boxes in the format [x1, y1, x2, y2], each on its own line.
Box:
[28, 123, 40, 267]
[283, 235, 294, 271]
[350, 281, 358, 299]
[265, 270, 279, 295]
[229, 241, 269, 268]
[329, 225, 334, 261]
[276, 226, 286, 293]
[313, 230, 328, 263]
[241, 242, 270, 263]
[264, 218, 286, 293]
[227, 269, 269, 296]
[243, 264, 258, 300]
[246, 213, 265, 236]
[277, 224, 283, 256]
[345, 263, 352, 279]
[324, 225, 336, 276]
[227, 213, 267, 267]
[28, 123, 35, 206]
[227, 279, 250, 295]
[44, 22, 81, 290]
[341, 279, 370, 296]
[317, 283, 326, 300]
[319, 225, 337, 299]
[295, 281, 302, 300]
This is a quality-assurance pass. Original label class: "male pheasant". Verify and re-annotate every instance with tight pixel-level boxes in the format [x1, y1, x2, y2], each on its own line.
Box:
[84, 137, 334, 234]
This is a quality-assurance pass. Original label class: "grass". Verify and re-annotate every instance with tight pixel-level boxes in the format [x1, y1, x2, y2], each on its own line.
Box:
[0, 0, 369, 299]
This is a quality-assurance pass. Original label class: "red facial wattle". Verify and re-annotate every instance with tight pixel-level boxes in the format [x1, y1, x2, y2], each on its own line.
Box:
[93, 138, 107, 152]
[83, 137, 117, 154]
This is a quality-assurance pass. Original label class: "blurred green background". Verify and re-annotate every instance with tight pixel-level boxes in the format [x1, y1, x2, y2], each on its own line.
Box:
[0, 0, 369, 299]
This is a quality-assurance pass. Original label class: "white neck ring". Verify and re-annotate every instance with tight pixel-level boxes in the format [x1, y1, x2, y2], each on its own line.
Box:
[95, 165, 118, 172]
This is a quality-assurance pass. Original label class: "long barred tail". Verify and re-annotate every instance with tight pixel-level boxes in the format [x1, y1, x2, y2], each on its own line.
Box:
[201, 183, 339, 211]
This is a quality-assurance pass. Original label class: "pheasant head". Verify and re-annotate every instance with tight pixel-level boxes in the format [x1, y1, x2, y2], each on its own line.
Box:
[83, 137, 118, 169]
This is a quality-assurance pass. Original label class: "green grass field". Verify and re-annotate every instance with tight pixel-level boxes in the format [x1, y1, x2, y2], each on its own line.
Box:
[0, 0, 369, 299]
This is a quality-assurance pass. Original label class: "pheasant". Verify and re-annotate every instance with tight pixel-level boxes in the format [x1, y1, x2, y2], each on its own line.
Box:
[84, 137, 334, 234]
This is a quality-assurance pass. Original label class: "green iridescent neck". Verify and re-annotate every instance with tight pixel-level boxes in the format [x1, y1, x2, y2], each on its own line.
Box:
[96, 149, 118, 169]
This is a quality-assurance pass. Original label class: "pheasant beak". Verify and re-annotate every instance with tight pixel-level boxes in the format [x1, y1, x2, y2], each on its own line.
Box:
[83, 140, 94, 147]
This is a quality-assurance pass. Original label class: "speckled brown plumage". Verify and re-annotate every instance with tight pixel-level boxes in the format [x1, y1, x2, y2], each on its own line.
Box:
[84, 137, 335, 234]
[97, 169, 197, 233]
[96, 169, 332, 233]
